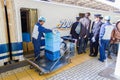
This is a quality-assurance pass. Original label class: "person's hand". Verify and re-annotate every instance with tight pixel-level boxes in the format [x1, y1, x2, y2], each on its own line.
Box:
[92, 37, 95, 42]
[99, 40, 101, 46]
[52, 29, 58, 34]
[69, 34, 71, 36]
[84, 35, 87, 38]
[112, 38, 115, 40]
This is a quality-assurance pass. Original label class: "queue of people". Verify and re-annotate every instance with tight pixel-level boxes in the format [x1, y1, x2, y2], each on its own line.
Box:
[70, 12, 120, 62]
[32, 14, 120, 63]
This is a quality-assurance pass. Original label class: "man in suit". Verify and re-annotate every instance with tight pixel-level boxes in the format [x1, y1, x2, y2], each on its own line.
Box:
[80, 12, 91, 53]
[70, 17, 85, 54]
[89, 14, 103, 57]
[70, 17, 81, 39]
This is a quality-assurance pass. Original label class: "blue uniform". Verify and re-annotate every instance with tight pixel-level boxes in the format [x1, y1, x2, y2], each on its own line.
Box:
[90, 21, 103, 56]
[99, 21, 113, 62]
[32, 22, 52, 61]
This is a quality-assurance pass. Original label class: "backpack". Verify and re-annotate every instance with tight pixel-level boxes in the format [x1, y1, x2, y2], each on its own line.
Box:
[75, 22, 82, 34]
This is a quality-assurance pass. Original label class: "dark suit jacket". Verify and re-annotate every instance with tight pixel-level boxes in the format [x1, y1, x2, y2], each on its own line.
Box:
[70, 22, 79, 39]
[91, 21, 103, 40]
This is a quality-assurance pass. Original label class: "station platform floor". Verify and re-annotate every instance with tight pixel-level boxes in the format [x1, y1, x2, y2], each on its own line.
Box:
[0, 49, 117, 80]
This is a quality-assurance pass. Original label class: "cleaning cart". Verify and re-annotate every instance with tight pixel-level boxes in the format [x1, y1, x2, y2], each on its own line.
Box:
[25, 32, 76, 75]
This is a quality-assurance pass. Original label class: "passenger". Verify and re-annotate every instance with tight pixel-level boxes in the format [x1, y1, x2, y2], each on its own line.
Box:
[107, 23, 116, 59]
[80, 12, 91, 53]
[32, 16, 52, 61]
[77, 18, 86, 54]
[89, 14, 103, 57]
[99, 16, 114, 62]
[110, 20, 120, 56]
[70, 17, 84, 54]
[70, 17, 81, 39]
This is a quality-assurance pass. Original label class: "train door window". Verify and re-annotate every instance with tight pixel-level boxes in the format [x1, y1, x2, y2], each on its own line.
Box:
[20, 8, 38, 57]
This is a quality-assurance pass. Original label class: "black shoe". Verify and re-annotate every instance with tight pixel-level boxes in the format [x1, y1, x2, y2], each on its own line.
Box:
[90, 55, 97, 57]
[78, 52, 83, 55]
[89, 54, 92, 56]
[108, 55, 112, 59]
[89, 53, 94, 56]
[98, 58, 104, 62]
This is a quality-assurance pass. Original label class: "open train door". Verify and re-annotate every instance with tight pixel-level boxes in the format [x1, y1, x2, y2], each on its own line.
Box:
[20, 8, 38, 58]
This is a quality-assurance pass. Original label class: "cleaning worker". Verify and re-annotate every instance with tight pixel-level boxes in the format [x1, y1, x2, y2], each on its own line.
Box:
[99, 16, 114, 62]
[32, 16, 52, 61]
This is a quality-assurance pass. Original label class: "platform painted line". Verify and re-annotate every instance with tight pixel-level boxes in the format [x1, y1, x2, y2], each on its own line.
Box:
[0, 74, 3, 80]
[23, 66, 46, 80]
[1, 71, 18, 80]
[13, 67, 33, 80]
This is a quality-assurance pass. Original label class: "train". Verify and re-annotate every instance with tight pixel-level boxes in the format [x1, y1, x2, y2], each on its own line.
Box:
[0, 0, 120, 67]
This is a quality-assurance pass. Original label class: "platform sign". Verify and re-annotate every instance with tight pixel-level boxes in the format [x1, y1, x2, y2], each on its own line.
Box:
[115, 43, 120, 77]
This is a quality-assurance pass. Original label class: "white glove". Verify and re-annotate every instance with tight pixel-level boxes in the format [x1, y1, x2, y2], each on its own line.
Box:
[52, 29, 57, 34]
[99, 40, 101, 46]
[69, 34, 71, 36]
[92, 37, 95, 42]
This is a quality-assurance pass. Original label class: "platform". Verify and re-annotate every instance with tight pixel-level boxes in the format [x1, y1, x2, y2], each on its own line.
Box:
[0, 49, 117, 80]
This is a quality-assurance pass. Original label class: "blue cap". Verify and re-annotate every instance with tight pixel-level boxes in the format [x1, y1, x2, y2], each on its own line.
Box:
[76, 17, 81, 21]
[104, 16, 110, 21]
[100, 16, 103, 19]
[38, 16, 46, 22]
[94, 14, 101, 17]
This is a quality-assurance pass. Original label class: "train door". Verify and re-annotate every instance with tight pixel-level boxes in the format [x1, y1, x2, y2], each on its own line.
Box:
[20, 8, 38, 57]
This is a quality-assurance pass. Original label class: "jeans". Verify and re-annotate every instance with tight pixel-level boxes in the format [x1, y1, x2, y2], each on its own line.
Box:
[77, 38, 84, 54]
[83, 37, 88, 52]
[32, 38, 43, 61]
[99, 39, 110, 61]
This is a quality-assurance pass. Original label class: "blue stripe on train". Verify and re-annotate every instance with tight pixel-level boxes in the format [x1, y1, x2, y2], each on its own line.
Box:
[0, 44, 9, 54]
[0, 42, 23, 54]
[11, 42, 23, 57]
[11, 42, 23, 51]
[0, 42, 23, 59]
[0, 41, 44, 58]
[12, 53, 23, 57]
[0, 55, 9, 60]
[0, 44, 9, 60]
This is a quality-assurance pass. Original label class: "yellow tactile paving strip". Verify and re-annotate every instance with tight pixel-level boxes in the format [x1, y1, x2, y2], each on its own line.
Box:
[0, 50, 93, 80]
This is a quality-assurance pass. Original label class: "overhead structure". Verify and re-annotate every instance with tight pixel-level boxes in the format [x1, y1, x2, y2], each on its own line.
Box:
[52, 0, 120, 12]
